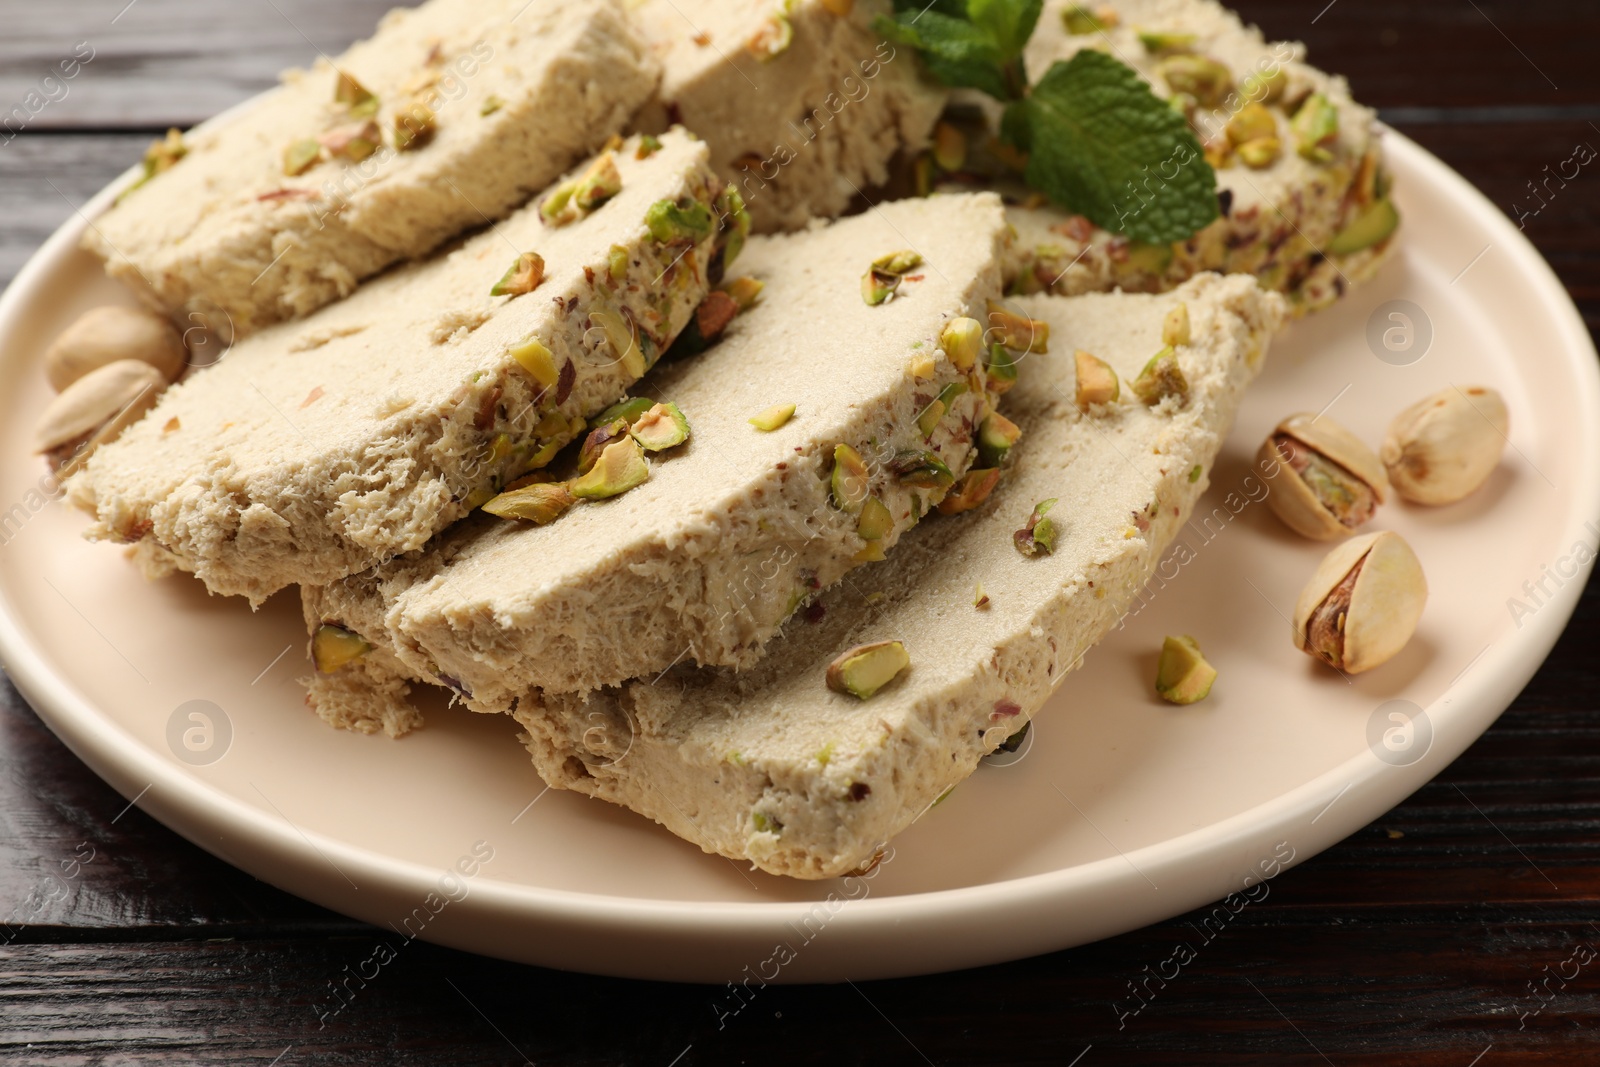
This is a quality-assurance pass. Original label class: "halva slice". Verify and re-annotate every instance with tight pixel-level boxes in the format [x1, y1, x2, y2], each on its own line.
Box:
[304, 192, 1013, 724]
[995, 0, 1393, 313]
[517, 272, 1286, 879]
[634, 0, 945, 233]
[69, 132, 732, 603]
[86, 0, 659, 339]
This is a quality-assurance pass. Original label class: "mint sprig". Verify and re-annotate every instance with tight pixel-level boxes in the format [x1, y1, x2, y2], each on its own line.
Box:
[879, 0, 1218, 245]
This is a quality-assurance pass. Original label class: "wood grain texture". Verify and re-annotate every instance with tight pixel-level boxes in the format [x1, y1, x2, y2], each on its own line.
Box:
[0, 0, 1598, 1063]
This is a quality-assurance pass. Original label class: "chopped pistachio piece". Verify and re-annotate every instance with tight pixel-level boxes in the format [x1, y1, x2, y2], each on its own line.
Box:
[577, 419, 630, 475]
[977, 412, 1022, 466]
[716, 184, 752, 267]
[1126, 241, 1175, 276]
[630, 402, 690, 452]
[491, 252, 546, 298]
[1291, 92, 1340, 162]
[1062, 4, 1115, 34]
[607, 244, 631, 284]
[1327, 198, 1400, 255]
[830, 444, 870, 513]
[1157, 55, 1232, 109]
[985, 343, 1019, 394]
[936, 468, 1000, 515]
[646, 197, 715, 243]
[1226, 103, 1277, 146]
[570, 436, 649, 499]
[539, 181, 576, 224]
[825, 640, 910, 700]
[144, 128, 187, 175]
[917, 382, 967, 437]
[1131, 347, 1189, 405]
[635, 134, 662, 159]
[748, 13, 794, 60]
[910, 352, 937, 380]
[483, 482, 577, 524]
[890, 449, 954, 490]
[1240, 67, 1287, 105]
[872, 250, 924, 275]
[853, 542, 887, 564]
[749, 403, 796, 432]
[283, 138, 322, 177]
[1156, 635, 1216, 704]
[594, 396, 655, 428]
[1190, 464, 1204, 483]
[1074, 350, 1120, 409]
[862, 269, 900, 307]
[312, 624, 371, 674]
[1162, 303, 1192, 347]
[857, 496, 893, 540]
[334, 71, 378, 116]
[974, 582, 990, 609]
[393, 103, 436, 152]
[939, 316, 984, 372]
[985, 300, 1049, 353]
[589, 307, 647, 378]
[480, 95, 505, 117]
[509, 337, 559, 390]
[932, 121, 966, 172]
[721, 276, 764, 311]
[1236, 137, 1282, 169]
[573, 151, 622, 212]
[1014, 498, 1059, 557]
[1138, 29, 1196, 55]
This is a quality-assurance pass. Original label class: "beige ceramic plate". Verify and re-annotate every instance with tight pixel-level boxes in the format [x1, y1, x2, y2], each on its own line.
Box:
[0, 132, 1595, 983]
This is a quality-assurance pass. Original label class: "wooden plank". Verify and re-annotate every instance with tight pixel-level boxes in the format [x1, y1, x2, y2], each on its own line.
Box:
[0, 0, 1597, 131]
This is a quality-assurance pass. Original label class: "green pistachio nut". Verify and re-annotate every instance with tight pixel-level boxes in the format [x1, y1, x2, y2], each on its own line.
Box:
[570, 436, 649, 499]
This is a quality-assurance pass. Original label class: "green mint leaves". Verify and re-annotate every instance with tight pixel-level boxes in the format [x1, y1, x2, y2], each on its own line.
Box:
[879, 0, 1218, 244]
[1022, 50, 1218, 243]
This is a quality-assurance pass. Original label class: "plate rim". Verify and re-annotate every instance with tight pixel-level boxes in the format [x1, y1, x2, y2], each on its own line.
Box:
[1, 128, 1596, 980]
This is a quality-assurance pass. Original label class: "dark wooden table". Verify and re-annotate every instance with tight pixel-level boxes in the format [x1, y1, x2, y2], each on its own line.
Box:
[3, 1, 1598, 1062]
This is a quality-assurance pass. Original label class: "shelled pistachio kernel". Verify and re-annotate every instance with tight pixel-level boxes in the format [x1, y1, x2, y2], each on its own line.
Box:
[1158, 55, 1233, 108]
[831, 444, 870, 512]
[394, 103, 436, 151]
[1014, 498, 1059, 556]
[313, 624, 371, 673]
[1226, 103, 1277, 146]
[973, 582, 990, 609]
[577, 419, 630, 475]
[857, 497, 893, 541]
[573, 151, 622, 212]
[826, 641, 910, 700]
[1156, 635, 1216, 704]
[482, 482, 576, 524]
[491, 252, 546, 297]
[1138, 29, 1196, 55]
[932, 121, 966, 171]
[1063, 4, 1117, 34]
[1291, 92, 1340, 162]
[936, 468, 1000, 515]
[749, 403, 796, 432]
[721, 276, 764, 311]
[748, 12, 793, 60]
[646, 197, 714, 243]
[283, 138, 322, 177]
[594, 396, 655, 428]
[480, 95, 505, 117]
[1236, 137, 1282, 169]
[570, 437, 649, 499]
[977, 412, 1022, 466]
[1162, 302, 1192, 347]
[890, 449, 954, 490]
[509, 337, 558, 390]
[1131, 347, 1189, 405]
[917, 382, 968, 437]
[1240, 66, 1287, 105]
[588, 307, 646, 377]
[862, 250, 924, 307]
[334, 71, 377, 115]
[630, 402, 690, 452]
[1293, 531, 1426, 674]
[985, 300, 1050, 353]
[1074, 350, 1119, 409]
[985, 344, 1019, 394]
[939, 316, 984, 372]
[909, 352, 937, 380]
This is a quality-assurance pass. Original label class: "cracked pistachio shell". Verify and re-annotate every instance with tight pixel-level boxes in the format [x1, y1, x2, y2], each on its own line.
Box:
[1292, 531, 1427, 674]
[1381, 386, 1508, 505]
[1260, 413, 1389, 541]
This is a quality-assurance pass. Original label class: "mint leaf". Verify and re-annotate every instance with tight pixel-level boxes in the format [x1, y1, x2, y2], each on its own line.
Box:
[1022, 50, 1217, 244]
[968, 0, 1041, 60]
[892, 0, 968, 15]
[876, 10, 1013, 100]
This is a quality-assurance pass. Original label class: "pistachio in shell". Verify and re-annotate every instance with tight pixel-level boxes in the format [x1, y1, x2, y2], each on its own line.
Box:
[1380, 386, 1508, 505]
[1260, 413, 1389, 540]
[1292, 530, 1426, 674]
[34, 359, 167, 475]
[45, 305, 186, 391]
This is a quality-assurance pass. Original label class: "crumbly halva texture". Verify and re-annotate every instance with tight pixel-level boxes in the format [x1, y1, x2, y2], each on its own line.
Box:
[69, 132, 726, 603]
[304, 193, 1011, 722]
[634, 0, 945, 233]
[85, 0, 659, 339]
[993, 0, 1393, 313]
[518, 273, 1286, 879]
